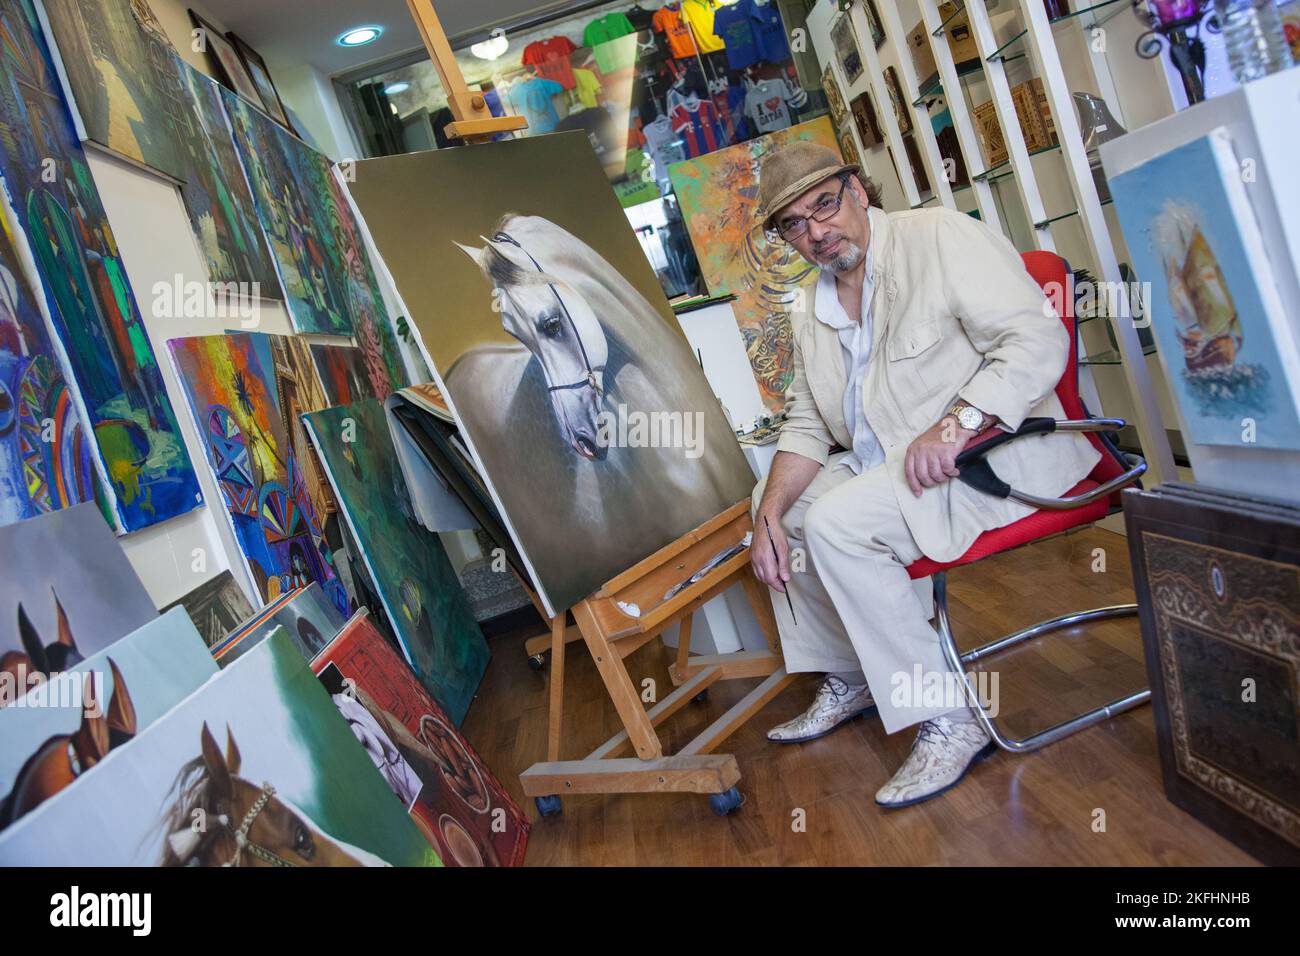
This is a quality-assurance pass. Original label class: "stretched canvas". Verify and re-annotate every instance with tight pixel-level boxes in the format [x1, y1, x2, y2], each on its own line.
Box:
[311, 342, 379, 407]
[0, 502, 157, 685]
[0, 606, 216, 831]
[220, 87, 404, 393]
[212, 582, 344, 667]
[304, 400, 487, 723]
[0, 627, 441, 866]
[161, 569, 254, 647]
[0, 196, 98, 524]
[344, 134, 756, 618]
[167, 333, 347, 614]
[1110, 130, 1300, 450]
[313, 610, 528, 866]
[0, 0, 201, 532]
[36, 0, 186, 180]
[670, 118, 840, 412]
[174, 55, 281, 294]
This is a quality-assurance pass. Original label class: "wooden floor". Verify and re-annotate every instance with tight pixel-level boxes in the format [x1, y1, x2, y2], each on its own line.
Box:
[461, 527, 1257, 866]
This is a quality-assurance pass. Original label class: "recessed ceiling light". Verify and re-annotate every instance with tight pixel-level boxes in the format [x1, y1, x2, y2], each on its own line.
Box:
[338, 25, 383, 47]
[471, 34, 509, 60]
[384, 81, 410, 95]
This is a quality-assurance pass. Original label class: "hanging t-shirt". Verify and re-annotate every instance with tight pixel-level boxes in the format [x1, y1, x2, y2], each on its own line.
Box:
[682, 0, 725, 54]
[749, 0, 790, 62]
[745, 77, 800, 134]
[626, 4, 655, 31]
[642, 113, 685, 186]
[726, 83, 751, 140]
[522, 36, 579, 89]
[583, 11, 635, 47]
[652, 4, 698, 59]
[670, 94, 726, 157]
[711, 1, 761, 70]
[509, 76, 564, 133]
[571, 68, 603, 109]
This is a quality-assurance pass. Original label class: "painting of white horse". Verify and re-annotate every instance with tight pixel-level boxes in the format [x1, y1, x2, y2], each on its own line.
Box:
[342, 134, 756, 616]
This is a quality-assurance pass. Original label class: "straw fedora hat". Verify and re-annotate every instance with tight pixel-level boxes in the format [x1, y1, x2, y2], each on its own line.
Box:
[754, 141, 859, 231]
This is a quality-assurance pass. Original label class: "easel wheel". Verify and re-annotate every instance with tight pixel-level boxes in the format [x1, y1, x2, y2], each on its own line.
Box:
[528, 653, 546, 671]
[691, 689, 709, 705]
[535, 795, 563, 817]
[708, 787, 743, 817]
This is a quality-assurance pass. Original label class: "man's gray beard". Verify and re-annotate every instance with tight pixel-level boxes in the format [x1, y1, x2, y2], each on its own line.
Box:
[821, 241, 865, 274]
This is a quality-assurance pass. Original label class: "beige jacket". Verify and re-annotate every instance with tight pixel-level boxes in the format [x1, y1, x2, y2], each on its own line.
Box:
[776, 207, 1101, 563]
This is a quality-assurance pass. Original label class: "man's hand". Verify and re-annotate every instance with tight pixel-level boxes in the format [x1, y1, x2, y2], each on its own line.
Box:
[904, 416, 976, 497]
[751, 511, 792, 594]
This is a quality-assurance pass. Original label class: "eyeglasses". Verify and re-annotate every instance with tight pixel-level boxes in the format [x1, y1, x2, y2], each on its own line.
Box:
[775, 177, 850, 242]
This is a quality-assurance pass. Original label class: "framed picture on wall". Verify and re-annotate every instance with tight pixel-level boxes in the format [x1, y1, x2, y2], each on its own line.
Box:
[865, 0, 887, 49]
[227, 32, 297, 134]
[822, 64, 849, 131]
[883, 66, 912, 135]
[851, 92, 883, 147]
[830, 14, 863, 85]
[188, 10, 263, 107]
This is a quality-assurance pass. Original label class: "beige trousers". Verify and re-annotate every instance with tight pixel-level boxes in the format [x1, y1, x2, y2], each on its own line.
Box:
[752, 452, 964, 734]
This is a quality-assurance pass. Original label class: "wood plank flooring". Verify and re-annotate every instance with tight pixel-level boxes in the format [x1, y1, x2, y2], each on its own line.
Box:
[460, 527, 1257, 866]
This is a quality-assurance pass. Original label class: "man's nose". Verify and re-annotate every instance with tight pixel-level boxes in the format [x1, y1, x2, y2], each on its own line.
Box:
[806, 216, 830, 243]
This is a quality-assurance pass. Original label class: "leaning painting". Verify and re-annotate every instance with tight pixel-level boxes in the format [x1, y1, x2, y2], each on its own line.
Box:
[670, 118, 841, 413]
[0, 628, 440, 866]
[345, 134, 755, 617]
[220, 87, 406, 400]
[1110, 130, 1300, 450]
[0, 0, 201, 532]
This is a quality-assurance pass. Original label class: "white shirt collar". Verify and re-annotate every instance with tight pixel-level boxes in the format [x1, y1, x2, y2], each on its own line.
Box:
[812, 206, 877, 332]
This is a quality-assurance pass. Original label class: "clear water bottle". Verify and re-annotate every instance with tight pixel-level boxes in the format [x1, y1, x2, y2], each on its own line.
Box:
[1213, 0, 1295, 83]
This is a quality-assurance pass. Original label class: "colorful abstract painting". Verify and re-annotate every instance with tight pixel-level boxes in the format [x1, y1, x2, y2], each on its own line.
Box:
[0, 502, 157, 686]
[167, 333, 347, 615]
[0, 196, 98, 525]
[0, 0, 201, 532]
[211, 581, 344, 668]
[669, 117, 841, 412]
[314, 609, 528, 866]
[220, 88, 404, 388]
[0, 606, 216, 831]
[304, 399, 487, 724]
[174, 55, 281, 295]
[311, 342, 378, 407]
[0, 627, 441, 866]
[1111, 131, 1300, 450]
[344, 136, 756, 619]
[37, 0, 185, 180]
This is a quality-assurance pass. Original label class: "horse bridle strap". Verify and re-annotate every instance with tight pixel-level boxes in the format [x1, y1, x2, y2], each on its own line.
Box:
[491, 231, 604, 395]
[222, 782, 296, 868]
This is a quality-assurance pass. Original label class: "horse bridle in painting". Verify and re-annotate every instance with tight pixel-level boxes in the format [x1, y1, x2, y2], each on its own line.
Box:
[491, 231, 605, 397]
[220, 782, 296, 867]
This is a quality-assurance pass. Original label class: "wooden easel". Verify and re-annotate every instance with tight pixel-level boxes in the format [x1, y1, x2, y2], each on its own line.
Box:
[520, 502, 795, 816]
[403, 3, 791, 815]
[405, 0, 528, 143]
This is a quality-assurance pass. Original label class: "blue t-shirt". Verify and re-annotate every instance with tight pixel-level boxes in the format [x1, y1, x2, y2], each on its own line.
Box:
[749, 0, 789, 63]
[712, 2, 760, 70]
[509, 77, 564, 133]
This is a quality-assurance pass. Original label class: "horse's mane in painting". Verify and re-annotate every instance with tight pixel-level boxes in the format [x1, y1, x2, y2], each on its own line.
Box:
[154, 752, 213, 866]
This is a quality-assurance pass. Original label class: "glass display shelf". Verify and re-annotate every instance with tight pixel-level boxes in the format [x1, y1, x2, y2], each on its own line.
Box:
[1079, 344, 1159, 366]
[987, 0, 1132, 64]
[931, 1, 967, 37]
[1034, 197, 1114, 230]
[911, 58, 985, 107]
[970, 144, 1062, 183]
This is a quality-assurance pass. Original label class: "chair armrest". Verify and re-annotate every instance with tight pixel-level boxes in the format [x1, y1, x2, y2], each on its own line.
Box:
[954, 417, 1146, 510]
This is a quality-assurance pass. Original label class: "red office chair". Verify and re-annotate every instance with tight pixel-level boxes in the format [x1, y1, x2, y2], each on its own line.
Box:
[905, 251, 1150, 752]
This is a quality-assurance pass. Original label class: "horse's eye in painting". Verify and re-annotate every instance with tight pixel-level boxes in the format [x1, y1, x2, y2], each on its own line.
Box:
[293, 826, 315, 859]
[539, 313, 564, 338]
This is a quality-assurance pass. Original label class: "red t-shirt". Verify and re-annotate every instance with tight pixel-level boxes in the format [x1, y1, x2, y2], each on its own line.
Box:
[522, 36, 578, 89]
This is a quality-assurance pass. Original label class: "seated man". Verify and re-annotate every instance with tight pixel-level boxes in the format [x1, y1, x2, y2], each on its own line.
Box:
[750, 142, 1100, 808]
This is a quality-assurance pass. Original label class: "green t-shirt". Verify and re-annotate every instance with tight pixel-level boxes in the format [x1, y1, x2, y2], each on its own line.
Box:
[583, 12, 636, 73]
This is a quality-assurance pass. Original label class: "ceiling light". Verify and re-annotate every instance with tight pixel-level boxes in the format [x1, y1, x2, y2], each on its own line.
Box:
[471, 34, 509, 60]
[338, 25, 383, 47]
[384, 81, 410, 95]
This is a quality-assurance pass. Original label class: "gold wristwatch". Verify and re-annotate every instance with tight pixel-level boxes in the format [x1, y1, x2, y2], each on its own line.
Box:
[947, 401, 988, 434]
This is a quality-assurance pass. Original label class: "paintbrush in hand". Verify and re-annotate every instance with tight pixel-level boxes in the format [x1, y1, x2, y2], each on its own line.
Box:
[763, 515, 797, 626]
